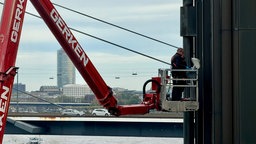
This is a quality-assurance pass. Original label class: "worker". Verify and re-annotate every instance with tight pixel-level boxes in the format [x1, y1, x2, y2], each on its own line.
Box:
[171, 48, 187, 101]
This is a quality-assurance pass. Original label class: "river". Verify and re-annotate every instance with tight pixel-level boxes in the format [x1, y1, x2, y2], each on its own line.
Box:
[3, 135, 183, 144]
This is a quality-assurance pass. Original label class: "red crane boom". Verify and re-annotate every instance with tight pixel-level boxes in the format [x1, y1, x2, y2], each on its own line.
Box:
[30, 0, 161, 116]
[0, 0, 28, 141]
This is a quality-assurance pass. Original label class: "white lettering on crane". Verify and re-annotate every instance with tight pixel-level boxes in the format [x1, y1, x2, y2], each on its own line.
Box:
[0, 86, 9, 132]
[11, 0, 25, 43]
[50, 9, 89, 67]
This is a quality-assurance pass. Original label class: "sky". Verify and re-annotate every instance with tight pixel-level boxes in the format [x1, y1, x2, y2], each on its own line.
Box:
[0, 0, 182, 91]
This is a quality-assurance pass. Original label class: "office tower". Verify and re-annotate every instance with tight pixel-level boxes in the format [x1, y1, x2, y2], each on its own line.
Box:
[57, 49, 76, 88]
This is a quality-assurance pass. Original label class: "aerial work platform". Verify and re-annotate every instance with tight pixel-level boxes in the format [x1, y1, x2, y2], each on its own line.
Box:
[159, 58, 200, 112]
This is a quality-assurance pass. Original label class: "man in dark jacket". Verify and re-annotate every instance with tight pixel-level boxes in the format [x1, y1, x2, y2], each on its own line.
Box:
[171, 48, 187, 101]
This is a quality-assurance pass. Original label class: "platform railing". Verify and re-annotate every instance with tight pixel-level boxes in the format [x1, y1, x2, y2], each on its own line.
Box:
[158, 68, 199, 112]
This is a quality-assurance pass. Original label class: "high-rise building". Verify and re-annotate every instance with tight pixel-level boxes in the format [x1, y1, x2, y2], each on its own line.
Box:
[57, 49, 76, 88]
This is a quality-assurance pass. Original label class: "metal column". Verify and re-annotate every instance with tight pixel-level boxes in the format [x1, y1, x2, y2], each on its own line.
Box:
[195, 0, 213, 143]
[181, 0, 196, 143]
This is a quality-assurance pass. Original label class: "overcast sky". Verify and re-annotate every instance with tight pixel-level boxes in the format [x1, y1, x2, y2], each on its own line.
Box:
[0, 0, 182, 91]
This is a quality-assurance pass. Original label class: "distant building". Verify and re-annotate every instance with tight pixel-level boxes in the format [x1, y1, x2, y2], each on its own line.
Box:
[12, 83, 26, 93]
[39, 86, 61, 96]
[57, 49, 76, 88]
[63, 84, 92, 98]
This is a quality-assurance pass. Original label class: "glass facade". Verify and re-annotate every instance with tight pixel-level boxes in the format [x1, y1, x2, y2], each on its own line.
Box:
[57, 49, 76, 88]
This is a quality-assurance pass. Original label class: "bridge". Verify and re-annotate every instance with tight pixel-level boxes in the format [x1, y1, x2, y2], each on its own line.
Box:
[10, 102, 91, 107]
[8, 102, 184, 137]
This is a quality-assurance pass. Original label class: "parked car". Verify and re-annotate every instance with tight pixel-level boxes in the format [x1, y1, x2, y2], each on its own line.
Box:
[92, 109, 111, 116]
[61, 109, 84, 116]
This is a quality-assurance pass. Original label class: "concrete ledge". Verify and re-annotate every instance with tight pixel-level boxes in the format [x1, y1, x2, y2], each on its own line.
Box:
[7, 117, 46, 133]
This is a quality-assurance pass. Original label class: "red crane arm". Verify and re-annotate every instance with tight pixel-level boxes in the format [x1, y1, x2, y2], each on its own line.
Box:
[30, 0, 161, 116]
[30, 0, 118, 110]
[0, 0, 28, 141]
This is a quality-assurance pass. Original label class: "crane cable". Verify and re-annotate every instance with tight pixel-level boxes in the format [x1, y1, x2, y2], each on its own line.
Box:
[52, 2, 180, 49]
[13, 88, 66, 109]
[69, 28, 171, 65]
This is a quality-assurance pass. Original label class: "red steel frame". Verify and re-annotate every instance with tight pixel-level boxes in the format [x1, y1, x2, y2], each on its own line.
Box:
[0, 0, 161, 142]
[0, 0, 28, 142]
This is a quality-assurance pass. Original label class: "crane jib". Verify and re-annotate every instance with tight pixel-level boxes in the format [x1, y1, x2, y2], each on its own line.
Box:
[50, 8, 89, 67]
[31, 0, 118, 111]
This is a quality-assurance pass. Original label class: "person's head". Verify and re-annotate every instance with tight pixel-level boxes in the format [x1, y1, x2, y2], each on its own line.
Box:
[177, 48, 184, 56]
